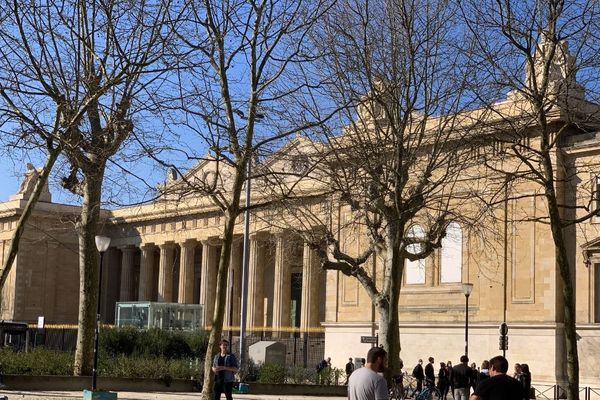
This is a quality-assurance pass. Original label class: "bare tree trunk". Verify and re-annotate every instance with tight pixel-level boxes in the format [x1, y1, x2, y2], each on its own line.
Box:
[0, 147, 60, 299]
[200, 204, 242, 400]
[544, 180, 579, 400]
[73, 171, 104, 376]
[379, 219, 403, 381]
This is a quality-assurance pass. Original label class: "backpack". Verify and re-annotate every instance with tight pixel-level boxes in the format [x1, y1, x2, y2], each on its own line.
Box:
[412, 365, 419, 378]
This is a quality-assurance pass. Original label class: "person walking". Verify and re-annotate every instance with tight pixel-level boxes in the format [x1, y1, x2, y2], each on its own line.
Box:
[470, 355, 523, 400]
[348, 346, 389, 400]
[452, 355, 472, 400]
[438, 362, 450, 399]
[447, 361, 455, 399]
[211, 339, 239, 400]
[470, 362, 479, 393]
[519, 364, 532, 400]
[477, 360, 490, 387]
[425, 357, 436, 387]
[412, 359, 425, 393]
[346, 357, 355, 385]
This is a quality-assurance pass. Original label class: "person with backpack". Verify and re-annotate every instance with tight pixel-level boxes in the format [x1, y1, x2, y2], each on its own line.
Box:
[412, 359, 425, 393]
[452, 355, 472, 400]
[317, 357, 331, 384]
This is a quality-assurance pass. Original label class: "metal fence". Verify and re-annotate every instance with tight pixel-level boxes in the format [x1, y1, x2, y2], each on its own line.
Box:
[533, 384, 600, 400]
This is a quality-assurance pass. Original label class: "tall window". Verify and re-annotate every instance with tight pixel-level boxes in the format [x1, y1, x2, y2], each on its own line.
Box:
[441, 222, 462, 283]
[595, 264, 600, 323]
[594, 177, 600, 212]
[405, 225, 426, 284]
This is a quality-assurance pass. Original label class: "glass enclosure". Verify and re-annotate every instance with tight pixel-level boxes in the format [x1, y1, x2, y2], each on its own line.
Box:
[115, 302, 203, 330]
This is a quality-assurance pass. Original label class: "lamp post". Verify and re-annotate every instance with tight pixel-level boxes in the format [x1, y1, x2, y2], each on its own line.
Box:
[93, 235, 111, 391]
[462, 283, 473, 357]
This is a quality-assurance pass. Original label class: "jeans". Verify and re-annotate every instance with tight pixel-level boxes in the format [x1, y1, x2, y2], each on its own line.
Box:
[214, 381, 233, 400]
[454, 387, 470, 400]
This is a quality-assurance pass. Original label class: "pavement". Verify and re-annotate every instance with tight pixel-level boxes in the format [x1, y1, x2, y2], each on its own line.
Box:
[0, 390, 347, 400]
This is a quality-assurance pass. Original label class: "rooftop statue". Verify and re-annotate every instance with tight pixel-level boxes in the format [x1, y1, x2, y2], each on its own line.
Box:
[10, 163, 52, 202]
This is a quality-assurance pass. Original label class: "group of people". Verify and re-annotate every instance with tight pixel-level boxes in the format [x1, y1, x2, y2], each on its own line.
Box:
[348, 347, 532, 400]
[410, 355, 532, 400]
[208, 337, 533, 400]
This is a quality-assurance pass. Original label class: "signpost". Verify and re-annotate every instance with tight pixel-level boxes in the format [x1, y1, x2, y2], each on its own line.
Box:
[499, 322, 508, 355]
[360, 335, 379, 346]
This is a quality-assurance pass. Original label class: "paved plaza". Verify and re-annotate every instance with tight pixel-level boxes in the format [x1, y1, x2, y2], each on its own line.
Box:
[0, 390, 347, 400]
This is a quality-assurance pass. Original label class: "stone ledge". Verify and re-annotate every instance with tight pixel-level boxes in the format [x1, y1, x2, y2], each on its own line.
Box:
[2, 376, 347, 396]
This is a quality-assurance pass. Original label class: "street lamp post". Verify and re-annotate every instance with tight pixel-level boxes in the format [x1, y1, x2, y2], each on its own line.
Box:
[462, 283, 474, 358]
[93, 235, 111, 391]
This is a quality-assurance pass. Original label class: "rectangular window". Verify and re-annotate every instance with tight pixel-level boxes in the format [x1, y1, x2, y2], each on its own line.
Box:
[594, 178, 600, 211]
[595, 263, 600, 323]
[405, 259, 426, 285]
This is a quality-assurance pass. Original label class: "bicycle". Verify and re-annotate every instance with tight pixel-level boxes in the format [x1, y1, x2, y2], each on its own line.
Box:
[402, 374, 419, 399]
[389, 374, 405, 400]
[415, 379, 442, 400]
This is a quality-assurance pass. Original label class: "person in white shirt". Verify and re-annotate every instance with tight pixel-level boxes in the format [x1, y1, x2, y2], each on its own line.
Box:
[348, 346, 389, 400]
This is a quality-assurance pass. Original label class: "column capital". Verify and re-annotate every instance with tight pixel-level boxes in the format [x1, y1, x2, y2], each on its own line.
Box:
[250, 231, 270, 241]
[140, 242, 156, 250]
[157, 241, 175, 249]
[120, 245, 137, 252]
[272, 229, 291, 239]
[180, 239, 197, 249]
[200, 237, 221, 246]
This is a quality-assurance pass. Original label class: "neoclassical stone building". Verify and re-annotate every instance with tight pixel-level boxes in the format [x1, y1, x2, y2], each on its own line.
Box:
[2, 50, 600, 386]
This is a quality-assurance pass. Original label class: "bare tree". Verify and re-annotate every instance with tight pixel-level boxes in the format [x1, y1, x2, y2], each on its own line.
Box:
[461, 0, 600, 397]
[163, 1, 336, 398]
[0, 0, 182, 375]
[263, 0, 481, 379]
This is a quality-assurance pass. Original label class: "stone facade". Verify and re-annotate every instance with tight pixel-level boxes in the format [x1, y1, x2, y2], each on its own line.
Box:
[2, 50, 600, 388]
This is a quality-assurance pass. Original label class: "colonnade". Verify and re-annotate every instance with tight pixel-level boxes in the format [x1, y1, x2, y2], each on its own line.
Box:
[103, 232, 324, 335]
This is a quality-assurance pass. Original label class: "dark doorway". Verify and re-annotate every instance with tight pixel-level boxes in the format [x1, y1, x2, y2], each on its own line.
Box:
[291, 272, 302, 335]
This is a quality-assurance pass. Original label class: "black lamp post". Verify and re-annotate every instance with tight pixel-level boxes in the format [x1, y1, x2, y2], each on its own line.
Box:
[462, 282, 473, 357]
[93, 235, 111, 391]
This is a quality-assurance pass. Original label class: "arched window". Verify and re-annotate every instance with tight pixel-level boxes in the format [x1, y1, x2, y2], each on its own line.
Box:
[405, 225, 425, 285]
[441, 222, 462, 283]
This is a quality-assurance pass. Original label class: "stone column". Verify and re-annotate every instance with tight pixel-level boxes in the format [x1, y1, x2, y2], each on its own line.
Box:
[272, 232, 291, 337]
[119, 246, 137, 302]
[102, 247, 121, 323]
[178, 240, 196, 304]
[158, 243, 175, 302]
[138, 244, 155, 301]
[247, 234, 266, 331]
[300, 242, 320, 334]
[225, 240, 242, 328]
[199, 240, 218, 327]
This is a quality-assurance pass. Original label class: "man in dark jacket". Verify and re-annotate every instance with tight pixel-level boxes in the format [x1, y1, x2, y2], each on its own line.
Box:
[470, 355, 523, 400]
[425, 357, 435, 386]
[453, 355, 472, 400]
[345, 357, 355, 385]
[412, 359, 425, 393]
[211, 339, 239, 400]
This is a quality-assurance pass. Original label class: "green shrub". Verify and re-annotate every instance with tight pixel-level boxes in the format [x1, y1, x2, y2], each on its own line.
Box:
[257, 363, 286, 384]
[286, 365, 316, 384]
[100, 326, 139, 356]
[98, 354, 199, 380]
[99, 327, 208, 360]
[0, 347, 72, 375]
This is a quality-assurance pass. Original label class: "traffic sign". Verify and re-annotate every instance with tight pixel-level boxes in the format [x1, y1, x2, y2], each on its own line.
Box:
[360, 336, 378, 344]
[499, 322, 508, 336]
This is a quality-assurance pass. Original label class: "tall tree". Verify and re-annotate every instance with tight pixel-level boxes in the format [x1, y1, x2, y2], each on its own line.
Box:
[166, 1, 336, 398]
[461, 1, 600, 398]
[264, 0, 480, 379]
[0, 0, 182, 375]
